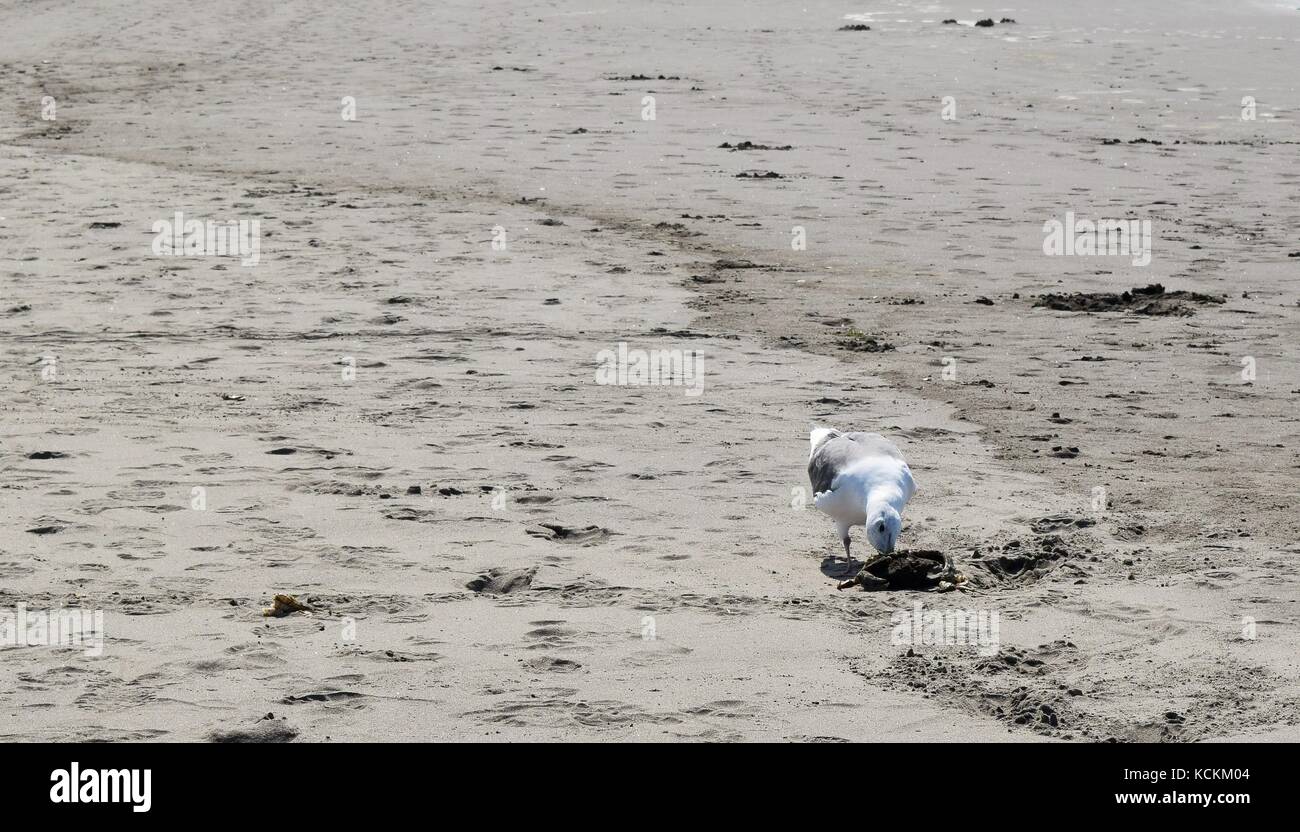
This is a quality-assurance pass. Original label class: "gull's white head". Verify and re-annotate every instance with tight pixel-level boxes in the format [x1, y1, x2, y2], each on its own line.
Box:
[866, 505, 902, 554]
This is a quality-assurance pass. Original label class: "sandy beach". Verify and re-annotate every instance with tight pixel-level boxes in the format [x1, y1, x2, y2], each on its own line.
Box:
[1, 0, 1298, 742]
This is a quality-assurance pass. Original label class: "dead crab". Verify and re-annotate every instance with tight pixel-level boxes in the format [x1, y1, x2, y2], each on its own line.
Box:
[836, 550, 967, 592]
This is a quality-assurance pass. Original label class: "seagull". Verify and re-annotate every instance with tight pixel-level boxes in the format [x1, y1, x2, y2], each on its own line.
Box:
[808, 426, 916, 560]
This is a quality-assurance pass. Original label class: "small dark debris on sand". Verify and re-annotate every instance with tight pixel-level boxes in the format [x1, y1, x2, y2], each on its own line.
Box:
[975, 18, 995, 27]
[837, 328, 895, 353]
[838, 24, 871, 31]
[607, 74, 680, 81]
[466, 566, 537, 594]
[735, 170, 783, 179]
[1033, 283, 1224, 316]
[942, 19, 957, 24]
[719, 141, 793, 151]
[1000, 18, 1017, 24]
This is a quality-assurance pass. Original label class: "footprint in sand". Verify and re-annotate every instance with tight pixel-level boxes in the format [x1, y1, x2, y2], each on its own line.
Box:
[525, 523, 612, 544]
[465, 566, 537, 594]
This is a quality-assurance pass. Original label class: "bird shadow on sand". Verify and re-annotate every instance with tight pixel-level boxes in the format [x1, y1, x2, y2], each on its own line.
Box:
[819, 556, 861, 580]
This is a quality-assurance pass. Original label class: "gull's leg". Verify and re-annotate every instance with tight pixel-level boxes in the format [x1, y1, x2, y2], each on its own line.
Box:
[835, 520, 853, 562]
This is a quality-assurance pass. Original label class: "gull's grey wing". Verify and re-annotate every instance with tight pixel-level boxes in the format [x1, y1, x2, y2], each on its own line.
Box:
[841, 432, 905, 461]
[808, 431, 906, 495]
